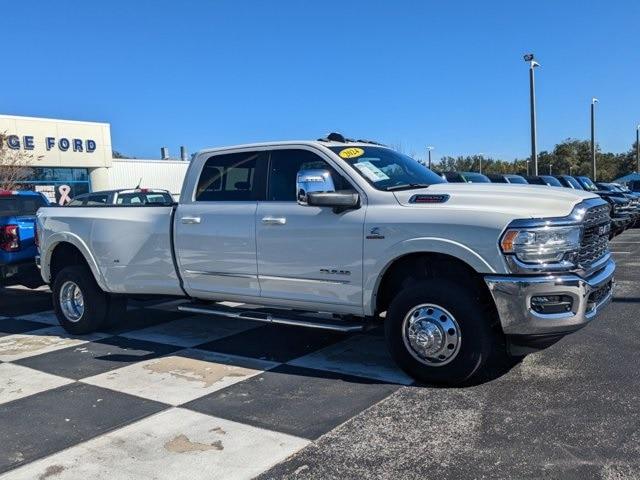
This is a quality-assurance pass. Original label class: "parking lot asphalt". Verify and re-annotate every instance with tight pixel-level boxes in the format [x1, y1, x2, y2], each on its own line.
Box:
[0, 229, 638, 480]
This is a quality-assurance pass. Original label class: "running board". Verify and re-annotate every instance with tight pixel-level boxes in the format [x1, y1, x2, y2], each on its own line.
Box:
[177, 304, 366, 333]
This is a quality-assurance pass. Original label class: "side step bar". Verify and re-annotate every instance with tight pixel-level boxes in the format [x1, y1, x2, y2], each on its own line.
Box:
[178, 304, 366, 333]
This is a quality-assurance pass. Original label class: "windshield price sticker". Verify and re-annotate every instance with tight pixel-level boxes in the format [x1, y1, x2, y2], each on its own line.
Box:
[353, 161, 390, 182]
[339, 147, 365, 159]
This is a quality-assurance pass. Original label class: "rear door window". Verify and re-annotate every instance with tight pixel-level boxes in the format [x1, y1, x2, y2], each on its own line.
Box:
[195, 151, 267, 201]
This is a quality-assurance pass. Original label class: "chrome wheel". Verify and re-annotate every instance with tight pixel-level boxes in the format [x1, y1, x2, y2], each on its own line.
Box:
[59, 280, 85, 322]
[402, 303, 461, 366]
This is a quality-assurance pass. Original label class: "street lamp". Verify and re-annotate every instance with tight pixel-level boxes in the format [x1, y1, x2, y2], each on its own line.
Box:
[524, 53, 540, 175]
[591, 98, 599, 180]
[427, 146, 434, 169]
[478, 153, 484, 174]
[636, 125, 639, 173]
[549, 163, 553, 175]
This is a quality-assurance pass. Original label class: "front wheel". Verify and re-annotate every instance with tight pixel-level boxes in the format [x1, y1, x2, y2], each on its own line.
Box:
[385, 279, 500, 385]
[52, 265, 109, 335]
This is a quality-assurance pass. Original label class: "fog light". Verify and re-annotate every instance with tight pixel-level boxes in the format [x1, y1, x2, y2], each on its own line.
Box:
[531, 295, 573, 314]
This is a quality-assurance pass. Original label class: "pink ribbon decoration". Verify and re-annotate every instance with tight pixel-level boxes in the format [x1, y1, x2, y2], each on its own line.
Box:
[58, 185, 72, 205]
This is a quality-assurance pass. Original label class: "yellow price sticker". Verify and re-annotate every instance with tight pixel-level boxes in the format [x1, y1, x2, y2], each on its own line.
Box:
[338, 147, 365, 159]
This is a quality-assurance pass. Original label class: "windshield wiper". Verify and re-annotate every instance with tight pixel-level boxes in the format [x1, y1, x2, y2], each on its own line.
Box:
[385, 183, 431, 191]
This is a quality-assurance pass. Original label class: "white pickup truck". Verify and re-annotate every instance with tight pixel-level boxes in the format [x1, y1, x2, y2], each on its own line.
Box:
[36, 137, 615, 384]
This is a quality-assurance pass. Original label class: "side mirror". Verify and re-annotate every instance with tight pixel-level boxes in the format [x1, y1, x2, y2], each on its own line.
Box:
[296, 169, 336, 206]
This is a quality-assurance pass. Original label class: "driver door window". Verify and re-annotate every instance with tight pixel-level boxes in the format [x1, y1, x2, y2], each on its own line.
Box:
[267, 149, 354, 201]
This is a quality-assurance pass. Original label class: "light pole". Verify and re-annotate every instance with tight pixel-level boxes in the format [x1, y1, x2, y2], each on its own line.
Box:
[524, 53, 540, 175]
[427, 146, 434, 169]
[569, 165, 573, 175]
[478, 153, 484, 174]
[636, 125, 639, 172]
[591, 98, 599, 180]
[549, 163, 553, 175]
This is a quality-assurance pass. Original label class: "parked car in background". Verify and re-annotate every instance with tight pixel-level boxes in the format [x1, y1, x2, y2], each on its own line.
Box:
[596, 182, 640, 227]
[627, 180, 640, 193]
[555, 175, 634, 236]
[487, 174, 528, 184]
[1, 190, 49, 288]
[442, 171, 491, 183]
[68, 188, 175, 206]
[37, 138, 615, 385]
[526, 175, 563, 187]
[555, 175, 585, 190]
[575, 176, 639, 228]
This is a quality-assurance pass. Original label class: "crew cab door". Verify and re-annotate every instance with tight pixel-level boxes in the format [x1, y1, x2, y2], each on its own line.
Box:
[175, 150, 267, 298]
[255, 148, 365, 312]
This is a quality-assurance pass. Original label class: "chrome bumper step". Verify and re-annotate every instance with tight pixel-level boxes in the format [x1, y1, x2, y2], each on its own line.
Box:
[177, 303, 367, 332]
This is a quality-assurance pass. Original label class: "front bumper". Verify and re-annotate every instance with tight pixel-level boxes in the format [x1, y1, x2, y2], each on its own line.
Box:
[484, 258, 615, 337]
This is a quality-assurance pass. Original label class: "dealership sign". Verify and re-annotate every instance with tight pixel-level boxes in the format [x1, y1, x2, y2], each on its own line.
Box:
[4, 135, 96, 153]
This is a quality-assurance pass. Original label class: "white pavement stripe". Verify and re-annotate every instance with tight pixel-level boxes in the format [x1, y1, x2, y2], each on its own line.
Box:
[611, 251, 631, 255]
[0, 408, 309, 480]
[0, 363, 74, 405]
[81, 349, 279, 406]
[0, 327, 110, 362]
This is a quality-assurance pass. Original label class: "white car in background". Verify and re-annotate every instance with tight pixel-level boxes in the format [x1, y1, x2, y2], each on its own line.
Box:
[67, 188, 175, 207]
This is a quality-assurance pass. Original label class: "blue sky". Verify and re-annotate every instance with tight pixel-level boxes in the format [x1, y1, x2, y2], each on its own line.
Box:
[2, 0, 639, 162]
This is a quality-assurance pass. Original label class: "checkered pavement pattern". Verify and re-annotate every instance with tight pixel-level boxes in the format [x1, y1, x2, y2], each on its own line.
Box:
[0, 299, 411, 479]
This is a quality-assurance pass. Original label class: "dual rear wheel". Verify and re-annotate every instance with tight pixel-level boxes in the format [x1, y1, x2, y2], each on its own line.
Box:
[52, 265, 126, 335]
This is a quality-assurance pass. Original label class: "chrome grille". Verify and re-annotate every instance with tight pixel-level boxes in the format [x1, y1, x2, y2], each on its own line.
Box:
[578, 204, 610, 267]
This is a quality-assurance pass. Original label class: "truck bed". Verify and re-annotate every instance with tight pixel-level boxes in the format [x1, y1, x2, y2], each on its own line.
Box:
[38, 206, 183, 296]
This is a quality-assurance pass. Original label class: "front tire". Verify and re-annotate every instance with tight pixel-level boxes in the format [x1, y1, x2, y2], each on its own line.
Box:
[385, 279, 499, 385]
[52, 265, 108, 335]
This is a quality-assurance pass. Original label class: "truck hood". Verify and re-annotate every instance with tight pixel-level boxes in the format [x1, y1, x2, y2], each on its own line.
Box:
[393, 183, 600, 219]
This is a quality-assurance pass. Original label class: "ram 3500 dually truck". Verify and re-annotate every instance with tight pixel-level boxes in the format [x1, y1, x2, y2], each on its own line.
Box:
[36, 139, 616, 384]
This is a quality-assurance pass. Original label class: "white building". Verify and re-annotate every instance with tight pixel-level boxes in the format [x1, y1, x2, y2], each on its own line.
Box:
[0, 114, 189, 204]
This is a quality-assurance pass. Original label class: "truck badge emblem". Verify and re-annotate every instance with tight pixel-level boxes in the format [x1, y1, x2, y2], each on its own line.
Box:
[366, 227, 385, 240]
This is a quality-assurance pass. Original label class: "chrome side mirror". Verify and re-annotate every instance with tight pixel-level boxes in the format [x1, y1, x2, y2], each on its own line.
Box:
[296, 169, 335, 206]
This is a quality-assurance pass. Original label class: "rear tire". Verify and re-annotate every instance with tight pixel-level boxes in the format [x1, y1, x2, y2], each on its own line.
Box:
[385, 278, 500, 385]
[52, 265, 108, 335]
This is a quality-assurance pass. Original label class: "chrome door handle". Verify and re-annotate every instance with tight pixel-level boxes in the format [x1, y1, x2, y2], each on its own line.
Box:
[181, 216, 202, 224]
[261, 216, 286, 225]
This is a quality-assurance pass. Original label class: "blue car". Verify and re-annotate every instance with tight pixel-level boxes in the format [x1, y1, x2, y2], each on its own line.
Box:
[0, 190, 49, 288]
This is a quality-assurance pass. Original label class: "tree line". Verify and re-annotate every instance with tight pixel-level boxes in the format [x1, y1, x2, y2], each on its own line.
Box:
[433, 139, 639, 181]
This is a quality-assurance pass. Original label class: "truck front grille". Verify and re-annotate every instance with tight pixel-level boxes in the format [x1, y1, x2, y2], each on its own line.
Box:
[578, 204, 611, 268]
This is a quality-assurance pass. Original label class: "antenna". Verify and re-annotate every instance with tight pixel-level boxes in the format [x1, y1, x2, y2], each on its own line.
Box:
[135, 177, 142, 189]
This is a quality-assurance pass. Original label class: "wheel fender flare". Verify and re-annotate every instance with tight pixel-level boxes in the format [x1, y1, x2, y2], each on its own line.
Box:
[364, 237, 496, 316]
[42, 232, 108, 291]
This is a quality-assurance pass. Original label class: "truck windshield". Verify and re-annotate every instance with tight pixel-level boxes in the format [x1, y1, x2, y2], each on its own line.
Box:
[0, 195, 47, 217]
[461, 172, 491, 183]
[328, 146, 445, 191]
[540, 176, 563, 187]
[506, 175, 528, 184]
[563, 176, 584, 190]
[577, 176, 599, 191]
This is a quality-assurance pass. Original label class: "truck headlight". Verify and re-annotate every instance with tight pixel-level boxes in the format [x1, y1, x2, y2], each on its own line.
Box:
[500, 226, 582, 263]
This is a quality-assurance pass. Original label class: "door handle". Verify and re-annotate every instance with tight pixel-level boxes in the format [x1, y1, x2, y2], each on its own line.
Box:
[181, 216, 202, 224]
[261, 216, 286, 225]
